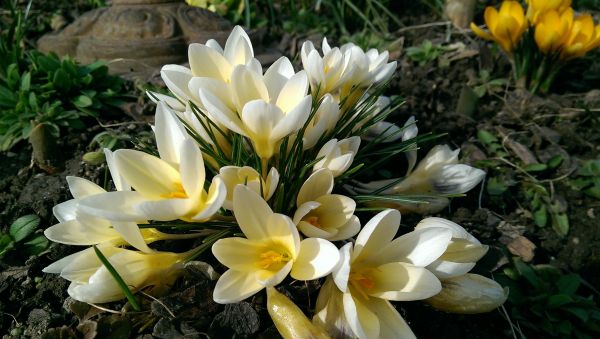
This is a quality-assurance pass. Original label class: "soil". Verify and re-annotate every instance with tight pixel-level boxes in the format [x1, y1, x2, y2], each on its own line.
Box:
[1, 8, 600, 339]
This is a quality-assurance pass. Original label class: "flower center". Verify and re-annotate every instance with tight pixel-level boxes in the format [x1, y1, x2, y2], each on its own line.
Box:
[306, 216, 321, 228]
[258, 250, 291, 270]
[349, 270, 375, 300]
[160, 182, 188, 199]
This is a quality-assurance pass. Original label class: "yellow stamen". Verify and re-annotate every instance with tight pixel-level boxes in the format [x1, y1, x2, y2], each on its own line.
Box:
[349, 270, 375, 300]
[160, 182, 188, 199]
[306, 216, 321, 228]
[258, 250, 290, 269]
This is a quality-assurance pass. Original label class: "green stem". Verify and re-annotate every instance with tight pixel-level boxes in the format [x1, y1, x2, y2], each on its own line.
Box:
[93, 245, 141, 311]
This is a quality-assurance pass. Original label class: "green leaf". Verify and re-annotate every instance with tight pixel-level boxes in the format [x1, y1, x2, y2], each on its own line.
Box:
[20, 72, 31, 91]
[547, 294, 573, 308]
[557, 273, 581, 295]
[564, 306, 589, 322]
[552, 212, 569, 236]
[0, 234, 15, 258]
[92, 245, 141, 311]
[72, 95, 93, 108]
[583, 185, 600, 200]
[547, 155, 564, 170]
[534, 204, 548, 227]
[477, 129, 498, 144]
[525, 163, 548, 172]
[22, 234, 49, 256]
[9, 214, 40, 242]
[52, 68, 71, 91]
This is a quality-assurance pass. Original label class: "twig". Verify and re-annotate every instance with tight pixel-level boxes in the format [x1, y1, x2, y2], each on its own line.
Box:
[139, 291, 175, 318]
[395, 21, 451, 34]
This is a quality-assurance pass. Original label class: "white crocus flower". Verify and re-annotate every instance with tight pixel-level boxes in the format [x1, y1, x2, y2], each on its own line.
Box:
[301, 38, 353, 96]
[357, 96, 404, 143]
[313, 137, 361, 177]
[45, 149, 153, 253]
[43, 246, 185, 303]
[301, 94, 341, 150]
[199, 59, 312, 160]
[219, 166, 279, 210]
[293, 169, 360, 241]
[211, 185, 340, 304]
[314, 209, 453, 339]
[78, 103, 226, 222]
[415, 218, 489, 279]
[341, 43, 397, 89]
[160, 25, 260, 107]
[354, 145, 486, 214]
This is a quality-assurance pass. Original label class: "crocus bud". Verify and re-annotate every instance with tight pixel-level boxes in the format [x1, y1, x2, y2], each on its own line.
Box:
[313, 137, 361, 177]
[426, 273, 508, 314]
[266, 287, 331, 339]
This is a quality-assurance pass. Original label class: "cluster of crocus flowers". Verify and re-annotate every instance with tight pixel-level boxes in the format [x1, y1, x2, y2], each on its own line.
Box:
[471, 0, 600, 93]
[43, 25, 501, 337]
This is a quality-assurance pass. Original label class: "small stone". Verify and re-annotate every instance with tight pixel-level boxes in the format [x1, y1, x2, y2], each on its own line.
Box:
[507, 236, 536, 262]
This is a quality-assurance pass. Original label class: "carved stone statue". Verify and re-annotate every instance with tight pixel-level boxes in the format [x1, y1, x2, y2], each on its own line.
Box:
[37, 0, 232, 75]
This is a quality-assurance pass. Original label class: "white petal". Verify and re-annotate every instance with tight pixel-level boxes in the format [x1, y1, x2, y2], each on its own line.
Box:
[53, 199, 78, 223]
[223, 25, 254, 66]
[328, 215, 361, 241]
[415, 217, 481, 244]
[381, 227, 453, 267]
[135, 198, 194, 221]
[213, 269, 264, 303]
[154, 102, 189, 166]
[104, 149, 130, 191]
[231, 65, 269, 111]
[343, 293, 380, 339]
[112, 221, 152, 253]
[212, 237, 263, 271]
[427, 260, 476, 279]
[297, 169, 334, 205]
[276, 71, 309, 113]
[146, 91, 186, 112]
[366, 299, 416, 339]
[433, 164, 486, 194]
[232, 185, 275, 240]
[160, 64, 193, 102]
[333, 243, 353, 292]
[78, 191, 147, 221]
[44, 219, 117, 246]
[293, 201, 321, 224]
[179, 138, 205, 198]
[352, 209, 400, 264]
[188, 43, 231, 80]
[199, 88, 246, 136]
[264, 57, 295, 99]
[114, 149, 181, 198]
[291, 238, 340, 280]
[191, 176, 227, 220]
[369, 262, 442, 301]
[271, 95, 312, 141]
[66, 176, 104, 199]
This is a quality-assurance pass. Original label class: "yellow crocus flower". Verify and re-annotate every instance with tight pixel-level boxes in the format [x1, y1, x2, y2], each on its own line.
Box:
[534, 8, 574, 53]
[470, 1, 528, 54]
[526, 0, 572, 24]
[561, 13, 600, 59]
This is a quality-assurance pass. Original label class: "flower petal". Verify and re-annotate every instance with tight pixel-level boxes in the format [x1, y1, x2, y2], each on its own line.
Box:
[368, 262, 442, 301]
[213, 269, 264, 303]
[112, 221, 153, 253]
[291, 238, 340, 280]
[297, 169, 334, 205]
[365, 299, 416, 339]
[179, 138, 205, 198]
[78, 191, 147, 221]
[352, 209, 400, 264]
[188, 43, 231, 80]
[154, 102, 189, 166]
[191, 176, 227, 221]
[212, 237, 263, 271]
[380, 227, 452, 267]
[343, 293, 380, 339]
[66, 176, 105, 199]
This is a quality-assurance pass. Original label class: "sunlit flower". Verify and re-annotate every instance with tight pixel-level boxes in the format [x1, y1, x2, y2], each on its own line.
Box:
[293, 169, 360, 241]
[266, 286, 331, 338]
[340, 43, 397, 89]
[357, 96, 404, 143]
[426, 273, 508, 314]
[211, 185, 340, 304]
[219, 166, 279, 210]
[353, 145, 485, 214]
[415, 218, 488, 279]
[560, 13, 600, 59]
[160, 25, 260, 107]
[43, 246, 185, 303]
[45, 150, 152, 253]
[300, 94, 341, 150]
[314, 209, 453, 338]
[313, 137, 361, 177]
[534, 8, 574, 54]
[78, 102, 226, 222]
[199, 58, 312, 160]
[526, 0, 572, 24]
[470, 1, 528, 53]
[301, 38, 353, 96]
